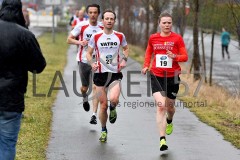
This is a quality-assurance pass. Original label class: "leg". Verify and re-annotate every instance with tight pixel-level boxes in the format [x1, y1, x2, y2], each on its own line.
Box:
[92, 84, 99, 114]
[153, 92, 168, 151]
[226, 45, 230, 59]
[109, 81, 121, 108]
[89, 84, 99, 124]
[108, 81, 121, 124]
[96, 86, 108, 142]
[165, 98, 176, 122]
[96, 86, 108, 128]
[0, 111, 22, 160]
[153, 92, 167, 137]
[79, 62, 92, 111]
[221, 45, 225, 59]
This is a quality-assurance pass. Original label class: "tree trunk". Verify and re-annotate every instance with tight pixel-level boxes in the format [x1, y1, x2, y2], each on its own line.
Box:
[145, 0, 150, 48]
[151, 0, 161, 34]
[193, 0, 201, 80]
[180, 0, 187, 36]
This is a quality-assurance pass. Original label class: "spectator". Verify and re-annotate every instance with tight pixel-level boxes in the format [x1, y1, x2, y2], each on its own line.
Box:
[221, 27, 231, 59]
[0, 0, 46, 159]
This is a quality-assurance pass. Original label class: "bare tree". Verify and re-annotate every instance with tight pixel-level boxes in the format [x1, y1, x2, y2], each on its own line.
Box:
[192, 0, 201, 80]
[149, 0, 169, 33]
[141, 0, 151, 47]
[227, 0, 240, 48]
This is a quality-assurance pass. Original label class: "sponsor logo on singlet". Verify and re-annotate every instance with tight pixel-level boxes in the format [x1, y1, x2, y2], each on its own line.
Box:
[100, 42, 118, 47]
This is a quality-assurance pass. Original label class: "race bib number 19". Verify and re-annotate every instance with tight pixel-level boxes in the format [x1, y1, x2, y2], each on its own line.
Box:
[156, 54, 172, 68]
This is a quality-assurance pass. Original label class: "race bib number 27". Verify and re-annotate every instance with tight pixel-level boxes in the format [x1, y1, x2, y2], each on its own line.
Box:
[156, 54, 172, 68]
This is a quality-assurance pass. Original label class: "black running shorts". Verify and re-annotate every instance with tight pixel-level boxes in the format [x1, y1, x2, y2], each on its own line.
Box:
[150, 74, 180, 99]
[93, 72, 123, 87]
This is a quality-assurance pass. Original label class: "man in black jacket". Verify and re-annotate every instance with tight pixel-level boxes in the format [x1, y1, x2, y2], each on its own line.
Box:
[0, 0, 46, 159]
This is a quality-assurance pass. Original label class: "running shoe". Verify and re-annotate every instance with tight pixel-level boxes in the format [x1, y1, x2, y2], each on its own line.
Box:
[99, 131, 107, 142]
[83, 101, 90, 112]
[160, 139, 168, 151]
[89, 115, 97, 124]
[166, 123, 173, 135]
[109, 108, 117, 124]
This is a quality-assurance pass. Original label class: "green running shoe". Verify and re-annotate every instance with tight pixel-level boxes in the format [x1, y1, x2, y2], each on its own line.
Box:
[160, 139, 168, 151]
[166, 123, 173, 135]
[109, 108, 117, 124]
[99, 131, 107, 142]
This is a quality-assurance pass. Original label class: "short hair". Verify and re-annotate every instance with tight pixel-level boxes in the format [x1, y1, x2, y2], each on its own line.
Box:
[101, 9, 116, 20]
[158, 11, 172, 23]
[86, 4, 100, 14]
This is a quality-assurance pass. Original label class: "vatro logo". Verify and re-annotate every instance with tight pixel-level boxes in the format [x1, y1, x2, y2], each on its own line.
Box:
[156, 54, 172, 68]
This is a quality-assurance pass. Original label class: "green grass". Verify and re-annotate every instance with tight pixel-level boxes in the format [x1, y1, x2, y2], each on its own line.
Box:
[129, 44, 145, 64]
[16, 32, 68, 160]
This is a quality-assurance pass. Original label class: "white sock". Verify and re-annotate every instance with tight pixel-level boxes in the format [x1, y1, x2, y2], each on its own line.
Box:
[93, 112, 96, 116]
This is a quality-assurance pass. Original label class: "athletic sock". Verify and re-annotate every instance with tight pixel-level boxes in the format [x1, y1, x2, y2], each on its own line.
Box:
[167, 118, 172, 124]
[102, 127, 107, 132]
[92, 112, 96, 116]
[82, 93, 88, 102]
[160, 136, 166, 141]
[109, 103, 115, 111]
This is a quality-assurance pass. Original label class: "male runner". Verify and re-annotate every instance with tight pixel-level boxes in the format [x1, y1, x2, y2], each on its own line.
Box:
[86, 9, 129, 142]
[67, 4, 103, 124]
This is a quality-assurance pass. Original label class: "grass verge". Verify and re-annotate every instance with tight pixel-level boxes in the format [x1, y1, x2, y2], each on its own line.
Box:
[16, 32, 68, 160]
[129, 44, 240, 149]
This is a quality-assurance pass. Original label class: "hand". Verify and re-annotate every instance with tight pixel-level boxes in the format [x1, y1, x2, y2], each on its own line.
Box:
[120, 59, 127, 70]
[141, 67, 148, 75]
[79, 39, 88, 46]
[166, 50, 176, 59]
[91, 62, 99, 71]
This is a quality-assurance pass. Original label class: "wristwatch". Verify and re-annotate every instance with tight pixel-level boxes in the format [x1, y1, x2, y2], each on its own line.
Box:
[122, 55, 128, 62]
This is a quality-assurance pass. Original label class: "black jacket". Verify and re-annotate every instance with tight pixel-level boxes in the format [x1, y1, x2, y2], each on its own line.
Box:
[0, 20, 46, 112]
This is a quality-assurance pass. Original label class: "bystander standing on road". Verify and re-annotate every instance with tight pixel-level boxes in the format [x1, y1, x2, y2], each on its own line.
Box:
[0, 0, 46, 159]
[67, 4, 103, 125]
[221, 27, 231, 59]
[142, 11, 188, 151]
[86, 9, 129, 142]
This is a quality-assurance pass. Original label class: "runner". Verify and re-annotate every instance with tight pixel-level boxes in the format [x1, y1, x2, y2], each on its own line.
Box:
[86, 9, 129, 142]
[142, 11, 188, 151]
[67, 4, 103, 125]
[71, 10, 87, 30]
[69, 9, 79, 26]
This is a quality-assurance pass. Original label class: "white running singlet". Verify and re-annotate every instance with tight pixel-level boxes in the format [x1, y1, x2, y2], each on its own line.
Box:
[88, 30, 128, 73]
[71, 21, 103, 63]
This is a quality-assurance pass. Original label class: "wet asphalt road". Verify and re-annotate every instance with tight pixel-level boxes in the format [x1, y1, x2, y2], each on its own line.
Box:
[29, 26, 45, 38]
[46, 44, 240, 160]
[183, 29, 240, 95]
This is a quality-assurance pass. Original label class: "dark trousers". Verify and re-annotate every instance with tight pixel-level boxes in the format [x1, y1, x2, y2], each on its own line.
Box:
[222, 44, 230, 59]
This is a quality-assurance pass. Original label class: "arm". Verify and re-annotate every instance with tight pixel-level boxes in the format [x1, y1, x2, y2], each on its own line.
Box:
[25, 33, 46, 73]
[122, 45, 129, 58]
[119, 45, 129, 69]
[142, 38, 153, 74]
[171, 36, 188, 62]
[86, 46, 98, 71]
[67, 23, 88, 46]
[67, 33, 88, 46]
[174, 47, 188, 62]
[67, 33, 81, 45]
